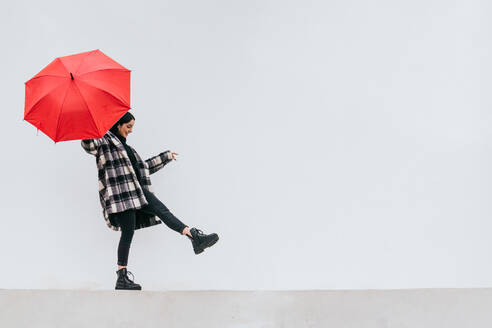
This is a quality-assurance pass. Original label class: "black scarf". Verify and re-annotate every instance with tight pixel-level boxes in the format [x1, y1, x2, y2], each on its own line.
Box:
[115, 133, 143, 184]
[115, 133, 127, 144]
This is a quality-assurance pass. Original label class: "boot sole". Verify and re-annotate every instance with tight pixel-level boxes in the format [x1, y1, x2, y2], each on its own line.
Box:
[115, 286, 142, 290]
[194, 235, 219, 254]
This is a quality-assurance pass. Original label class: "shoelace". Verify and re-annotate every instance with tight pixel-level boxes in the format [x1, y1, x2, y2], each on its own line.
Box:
[126, 271, 135, 282]
[187, 228, 208, 242]
[188, 228, 205, 240]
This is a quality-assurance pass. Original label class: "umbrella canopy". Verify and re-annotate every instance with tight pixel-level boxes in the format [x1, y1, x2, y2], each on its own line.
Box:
[24, 49, 131, 142]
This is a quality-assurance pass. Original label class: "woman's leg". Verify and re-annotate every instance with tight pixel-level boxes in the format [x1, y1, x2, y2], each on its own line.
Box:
[140, 189, 189, 235]
[139, 189, 219, 254]
[113, 209, 137, 269]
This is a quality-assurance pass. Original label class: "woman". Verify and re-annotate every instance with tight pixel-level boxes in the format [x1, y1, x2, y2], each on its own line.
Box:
[81, 111, 219, 290]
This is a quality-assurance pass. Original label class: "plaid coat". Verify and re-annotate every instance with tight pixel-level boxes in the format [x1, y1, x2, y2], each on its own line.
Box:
[81, 130, 172, 231]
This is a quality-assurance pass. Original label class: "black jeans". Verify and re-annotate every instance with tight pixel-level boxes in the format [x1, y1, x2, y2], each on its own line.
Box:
[112, 188, 188, 266]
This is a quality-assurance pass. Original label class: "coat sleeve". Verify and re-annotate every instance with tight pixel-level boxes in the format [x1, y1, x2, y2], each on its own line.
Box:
[144, 150, 172, 175]
[81, 137, 104, 156]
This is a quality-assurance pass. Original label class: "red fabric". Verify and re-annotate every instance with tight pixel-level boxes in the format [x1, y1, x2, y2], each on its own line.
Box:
[24, 49, 131, 142]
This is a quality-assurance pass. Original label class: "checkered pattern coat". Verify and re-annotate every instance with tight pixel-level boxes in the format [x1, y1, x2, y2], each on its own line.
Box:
[81, 130, 172, 231]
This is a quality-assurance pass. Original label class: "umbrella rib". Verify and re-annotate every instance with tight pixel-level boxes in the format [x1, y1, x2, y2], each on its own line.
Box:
[25, 75, 66, 84]
[73, 82, 102, 137]
[76, 78, 130, 108]
[24, 82, 68, 118]
[78, 68, 130, 77]
[54, 83, 72, 142]
[74, 50, 98, 75]
[56, 57, 70, 75]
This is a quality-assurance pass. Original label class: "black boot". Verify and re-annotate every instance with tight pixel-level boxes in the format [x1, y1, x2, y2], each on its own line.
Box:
[115, 267, 142, 290]
[187, 228, 219, 254]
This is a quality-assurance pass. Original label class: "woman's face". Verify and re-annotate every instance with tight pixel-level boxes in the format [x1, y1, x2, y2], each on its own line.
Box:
[117, 120, 134, 138]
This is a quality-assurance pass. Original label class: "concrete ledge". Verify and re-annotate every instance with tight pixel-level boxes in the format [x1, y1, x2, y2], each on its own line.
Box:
[1, 288, 492, 327]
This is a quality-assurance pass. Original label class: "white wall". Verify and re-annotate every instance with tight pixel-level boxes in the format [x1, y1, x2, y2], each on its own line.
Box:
[1, 0, 491, 290]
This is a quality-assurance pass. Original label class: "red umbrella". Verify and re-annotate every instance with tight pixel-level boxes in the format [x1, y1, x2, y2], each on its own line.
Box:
[24, 49, 131, 143]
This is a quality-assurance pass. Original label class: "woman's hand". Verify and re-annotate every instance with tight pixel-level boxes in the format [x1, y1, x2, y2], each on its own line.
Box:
[170, 152, 179, 161]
